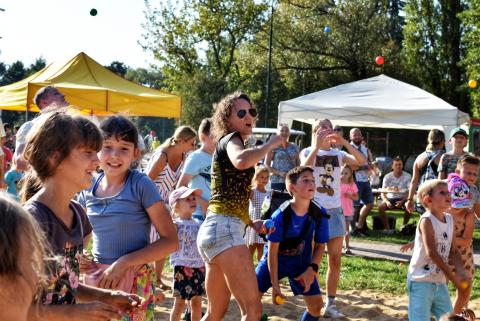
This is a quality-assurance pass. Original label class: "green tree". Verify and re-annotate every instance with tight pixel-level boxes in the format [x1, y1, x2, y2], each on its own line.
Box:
[141, 0, 269, 127]
[125, 67, 164, 89]
[106, 61, 129, 77]
[1, 61, 26, 85]
[402, 0, 467, 112]
[460, 0, 480, 116]
[388, 0, 405, 46]
[27, 57, 46, 75]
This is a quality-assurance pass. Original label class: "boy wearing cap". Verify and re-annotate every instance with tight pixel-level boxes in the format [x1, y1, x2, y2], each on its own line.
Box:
[168, 186, 206, 321]
[438, 127, 469, 180]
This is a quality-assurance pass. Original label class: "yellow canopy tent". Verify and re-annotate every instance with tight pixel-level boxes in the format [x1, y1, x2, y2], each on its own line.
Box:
[0, 52, 181, 117]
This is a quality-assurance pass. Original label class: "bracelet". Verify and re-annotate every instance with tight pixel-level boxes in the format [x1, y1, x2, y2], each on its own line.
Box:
[308, 263, 319, 273]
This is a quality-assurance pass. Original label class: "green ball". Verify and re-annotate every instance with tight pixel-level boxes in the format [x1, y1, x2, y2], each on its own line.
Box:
[90, 8, 97, 16]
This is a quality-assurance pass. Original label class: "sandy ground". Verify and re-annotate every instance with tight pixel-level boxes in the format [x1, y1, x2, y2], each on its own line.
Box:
[154, 273, 480, 320]
[154, 272, 414, 321]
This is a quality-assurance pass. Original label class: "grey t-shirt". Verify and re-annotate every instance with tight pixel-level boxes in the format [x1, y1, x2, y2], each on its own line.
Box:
[24, 200, 92, 304]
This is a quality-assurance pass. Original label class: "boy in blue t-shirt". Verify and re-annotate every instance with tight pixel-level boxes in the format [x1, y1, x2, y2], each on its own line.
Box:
[256, 166, 329, 321]
[4, 155, 27, 200]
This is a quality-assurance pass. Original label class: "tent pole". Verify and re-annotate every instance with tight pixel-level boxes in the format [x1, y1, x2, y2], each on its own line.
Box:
[264, 0, 274, 127]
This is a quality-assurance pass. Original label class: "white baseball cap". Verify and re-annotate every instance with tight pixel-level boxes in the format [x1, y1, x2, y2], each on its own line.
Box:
[169, 186, 202, 208]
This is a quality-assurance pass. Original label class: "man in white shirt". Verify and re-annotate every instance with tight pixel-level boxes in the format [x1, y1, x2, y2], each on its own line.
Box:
[15, 86, 68, 158]
[349, 128, 374, 236]
[378, 156, 412, 232]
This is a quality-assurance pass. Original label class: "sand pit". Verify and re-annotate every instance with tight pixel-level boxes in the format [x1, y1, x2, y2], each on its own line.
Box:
[154, 274, 480, 320]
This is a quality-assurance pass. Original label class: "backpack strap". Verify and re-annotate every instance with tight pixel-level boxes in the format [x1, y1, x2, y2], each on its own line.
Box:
[279, 200, 294, 240]
[281, 200, 329, 240]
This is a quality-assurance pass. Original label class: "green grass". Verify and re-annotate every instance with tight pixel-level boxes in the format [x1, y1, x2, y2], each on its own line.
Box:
[353, 208, 480, 251]
[344, 206, 480, 299]
[315, 255, 480, 299]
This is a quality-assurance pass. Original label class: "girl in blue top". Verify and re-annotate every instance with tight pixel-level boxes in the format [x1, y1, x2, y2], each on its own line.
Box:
[79, 115, 178, 321]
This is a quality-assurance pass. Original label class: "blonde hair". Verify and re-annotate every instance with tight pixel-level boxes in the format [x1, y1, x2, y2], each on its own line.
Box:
[426, 129, 445, 152]
[211, 91, 254, 142]
[0, 192, 50, 301]
[341, 165, 354, 183]
[417, 179, 447, 207]
[252, 165, 270, 186]
[159, 125, 197, 149]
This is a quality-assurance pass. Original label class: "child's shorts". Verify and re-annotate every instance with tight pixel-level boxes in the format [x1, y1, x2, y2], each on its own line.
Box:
[407, 280, 452, 321]
[173, 266, 206, 300]
[344, 215, 354, 222]
[255, 260, 321, 296]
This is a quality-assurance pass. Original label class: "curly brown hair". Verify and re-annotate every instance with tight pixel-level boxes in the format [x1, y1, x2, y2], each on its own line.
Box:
[211, 91, 254, 142]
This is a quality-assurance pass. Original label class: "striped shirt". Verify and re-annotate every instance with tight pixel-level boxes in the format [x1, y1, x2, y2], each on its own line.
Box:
[146, 150, 184, 202]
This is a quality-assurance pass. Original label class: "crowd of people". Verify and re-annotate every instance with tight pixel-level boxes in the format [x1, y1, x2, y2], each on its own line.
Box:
[0, 85, 478, 321]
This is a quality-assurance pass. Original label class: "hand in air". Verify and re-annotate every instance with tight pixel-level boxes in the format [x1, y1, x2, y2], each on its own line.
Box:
[268, 134, 287, 148]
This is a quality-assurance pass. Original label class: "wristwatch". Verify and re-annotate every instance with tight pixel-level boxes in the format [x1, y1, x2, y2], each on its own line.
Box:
[308, 263, 319, 273]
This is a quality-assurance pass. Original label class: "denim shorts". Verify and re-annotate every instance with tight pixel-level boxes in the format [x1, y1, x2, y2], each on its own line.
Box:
[256, 260, 320, 296]
[197, 212, 246, 263]
[407, 280, 452, 321]
[326, 207, 345, 240]
[354, 181, 374, 206]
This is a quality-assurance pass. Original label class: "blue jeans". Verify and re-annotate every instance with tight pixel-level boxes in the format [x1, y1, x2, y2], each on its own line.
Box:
[407, 280, 452, 321]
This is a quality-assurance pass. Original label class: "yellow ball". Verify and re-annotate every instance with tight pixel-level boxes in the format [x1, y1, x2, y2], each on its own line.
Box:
[275, 296, 285, 305]
[460, 281, 469, 290]
[469, 80, 477, 89]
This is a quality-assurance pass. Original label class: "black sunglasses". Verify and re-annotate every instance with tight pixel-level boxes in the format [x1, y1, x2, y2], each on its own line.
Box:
[237, 108, 258, 119]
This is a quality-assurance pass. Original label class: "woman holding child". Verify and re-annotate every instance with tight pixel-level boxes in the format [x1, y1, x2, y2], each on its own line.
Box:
[196, 91, 285, 321]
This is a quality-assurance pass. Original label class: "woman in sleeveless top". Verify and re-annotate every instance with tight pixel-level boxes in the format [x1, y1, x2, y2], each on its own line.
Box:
[146, 125, 197, 291]
[406, 129, 445, 214]
[196, 91, 285, 321]
[264, 123, 300, 192]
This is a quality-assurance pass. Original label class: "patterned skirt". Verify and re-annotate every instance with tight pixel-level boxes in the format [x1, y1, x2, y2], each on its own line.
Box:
[117, 264, 157, 321]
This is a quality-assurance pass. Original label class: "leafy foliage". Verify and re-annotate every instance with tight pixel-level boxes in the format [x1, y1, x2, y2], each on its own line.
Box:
[461, 0, 480, 116]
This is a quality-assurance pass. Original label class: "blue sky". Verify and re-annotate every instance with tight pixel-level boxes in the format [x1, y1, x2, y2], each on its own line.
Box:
[0, 0, 159, 68]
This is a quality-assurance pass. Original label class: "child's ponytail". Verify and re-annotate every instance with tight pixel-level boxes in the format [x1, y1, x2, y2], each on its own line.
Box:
[19, 171, 43, 203]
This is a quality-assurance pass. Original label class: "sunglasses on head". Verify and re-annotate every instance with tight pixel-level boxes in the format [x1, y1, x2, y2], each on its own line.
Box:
[236, 108, 257, 119]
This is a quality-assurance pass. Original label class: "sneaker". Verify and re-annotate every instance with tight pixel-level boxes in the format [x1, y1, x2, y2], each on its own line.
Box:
[359, 226, 370, 236]
[324, 304, 345, 318]
[351, 229, 366, 237]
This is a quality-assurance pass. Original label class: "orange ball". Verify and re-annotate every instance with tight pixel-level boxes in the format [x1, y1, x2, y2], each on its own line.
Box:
[275, 296, 285, 305]
[460, 281, 469, 290]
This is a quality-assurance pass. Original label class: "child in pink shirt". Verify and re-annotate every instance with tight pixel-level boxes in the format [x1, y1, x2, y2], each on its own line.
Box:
[340, 165, 358, 254]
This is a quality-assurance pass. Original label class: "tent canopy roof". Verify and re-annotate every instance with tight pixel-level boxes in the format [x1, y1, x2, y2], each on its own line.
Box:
[0, 52, 181, 117]
[278, 74, 469, 130]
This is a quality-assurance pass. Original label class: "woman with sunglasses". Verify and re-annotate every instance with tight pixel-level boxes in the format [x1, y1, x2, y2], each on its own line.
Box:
[197, 91, 285, 321]
[146, 125, 197, 293]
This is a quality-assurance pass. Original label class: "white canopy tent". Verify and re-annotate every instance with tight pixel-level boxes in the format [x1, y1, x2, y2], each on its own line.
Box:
[278, 75, 470, 135]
